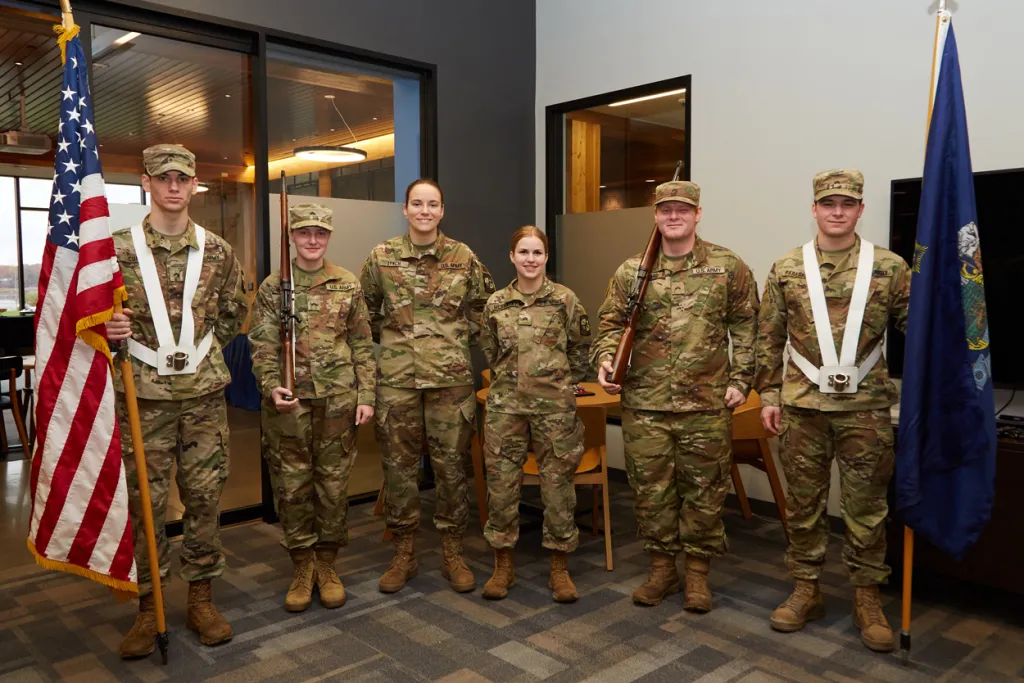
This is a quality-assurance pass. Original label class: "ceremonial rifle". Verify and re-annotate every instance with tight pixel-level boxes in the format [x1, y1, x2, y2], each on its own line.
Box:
[608, 160, 682, 385]
[279, 171, 296, 400]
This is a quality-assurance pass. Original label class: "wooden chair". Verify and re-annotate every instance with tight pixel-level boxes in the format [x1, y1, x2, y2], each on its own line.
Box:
[475, 370, 614, 570]
[0, 356, 31, 455]
[730, 389, 789, 542]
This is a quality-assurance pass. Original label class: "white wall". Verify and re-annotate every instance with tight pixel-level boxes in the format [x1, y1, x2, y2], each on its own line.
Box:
[537, 0, 1024, 511]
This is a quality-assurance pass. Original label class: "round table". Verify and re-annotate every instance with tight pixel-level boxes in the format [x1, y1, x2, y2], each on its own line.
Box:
[475, 381, 620, 409]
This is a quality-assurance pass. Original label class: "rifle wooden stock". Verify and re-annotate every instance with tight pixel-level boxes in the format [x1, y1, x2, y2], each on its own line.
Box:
[279, 171, 295, 398]
[609, 226, 661, 385]
[608, 161, 679, 386]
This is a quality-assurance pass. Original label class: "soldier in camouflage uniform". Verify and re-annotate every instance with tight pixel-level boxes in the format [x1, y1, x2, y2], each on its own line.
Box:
[360, 179, 494, 594]
[755, 169, 911, 653]
[479, 226, 590, 603]
[592, 180, 759, 612]
[249, 203, 376, 613]
[105, 144, 248, 657]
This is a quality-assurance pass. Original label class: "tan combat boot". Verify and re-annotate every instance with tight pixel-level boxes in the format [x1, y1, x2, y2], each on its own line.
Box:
[632, 551, 680, 606]
[853, 585, 895, 652]
[770, 579, 826, 632]
[314, 546, 347, 609]
[285, 548, 315, 612]
[119, 593, 158, 659]
[549, 551, 578, 603]
[379, 533, 418, 593]
[482, 548, 516, 600]
[185, 580, 233, 646]
[441, 534, 476, 593]
[683, 554, 713, 613]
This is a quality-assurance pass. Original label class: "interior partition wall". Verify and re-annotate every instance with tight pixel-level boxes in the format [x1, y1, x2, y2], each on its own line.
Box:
[1, 0, 438, 529]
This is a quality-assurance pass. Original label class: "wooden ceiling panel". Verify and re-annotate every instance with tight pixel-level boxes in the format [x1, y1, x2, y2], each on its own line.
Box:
[1, 11, 397, 176]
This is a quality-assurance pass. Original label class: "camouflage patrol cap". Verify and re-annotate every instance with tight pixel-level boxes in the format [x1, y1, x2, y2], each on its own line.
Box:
[142, 144, 196, 177]
[290, 203, 332, 231]
[813, 169, 864, 201]
[654, 180, 700, 207]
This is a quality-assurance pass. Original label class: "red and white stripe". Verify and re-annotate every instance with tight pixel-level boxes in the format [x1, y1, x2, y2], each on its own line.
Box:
[28, 172, 136, 585]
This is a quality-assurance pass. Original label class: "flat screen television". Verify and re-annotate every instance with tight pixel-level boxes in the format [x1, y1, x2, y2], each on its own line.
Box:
[887, 167, 1024, 389]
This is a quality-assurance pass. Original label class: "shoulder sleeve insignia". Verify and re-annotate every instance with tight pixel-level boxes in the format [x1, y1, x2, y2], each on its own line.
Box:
[580, 314, 591, 336]
[483, 272, 496, 294]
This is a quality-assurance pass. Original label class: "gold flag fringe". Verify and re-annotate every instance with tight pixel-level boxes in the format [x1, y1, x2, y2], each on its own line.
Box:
[77, 286, 128, 365]
[26, 538, 138, 594]
[52, 22, 80, 66]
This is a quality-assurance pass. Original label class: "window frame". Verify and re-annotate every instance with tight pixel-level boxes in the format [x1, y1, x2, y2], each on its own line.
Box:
[543, 75, 692, 276]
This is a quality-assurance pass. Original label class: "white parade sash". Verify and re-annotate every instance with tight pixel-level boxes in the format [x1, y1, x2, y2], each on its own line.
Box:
[127, 223, 214, 375]
[787, 238, 882, 394]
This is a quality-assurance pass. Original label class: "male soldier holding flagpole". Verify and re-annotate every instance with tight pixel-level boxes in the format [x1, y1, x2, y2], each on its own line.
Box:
[755, 169, 911, 653]
[106, 144, 249, 657]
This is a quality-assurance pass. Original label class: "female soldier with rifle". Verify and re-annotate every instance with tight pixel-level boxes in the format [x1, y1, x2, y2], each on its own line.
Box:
[250, 176, 376, 612]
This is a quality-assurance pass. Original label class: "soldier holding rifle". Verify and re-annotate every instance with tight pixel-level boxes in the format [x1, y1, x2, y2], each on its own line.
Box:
[592, 175, 759, 612]
[250, 197, 376, 613]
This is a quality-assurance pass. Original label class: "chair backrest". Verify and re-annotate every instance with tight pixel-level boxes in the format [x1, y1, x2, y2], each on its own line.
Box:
[0, 355, 24, 378]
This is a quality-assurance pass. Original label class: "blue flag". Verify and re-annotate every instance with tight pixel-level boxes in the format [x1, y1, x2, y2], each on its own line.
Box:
[895, 20, 996, 560]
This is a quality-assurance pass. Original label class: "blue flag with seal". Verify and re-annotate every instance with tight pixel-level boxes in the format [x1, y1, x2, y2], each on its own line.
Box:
[895, 15, 996, 560]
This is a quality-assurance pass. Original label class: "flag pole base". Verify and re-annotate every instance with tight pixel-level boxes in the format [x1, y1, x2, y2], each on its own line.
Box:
[157, 631, 169, 665]
[900, 631, 911, 664]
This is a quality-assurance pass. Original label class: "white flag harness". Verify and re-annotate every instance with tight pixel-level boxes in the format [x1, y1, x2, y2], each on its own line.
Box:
[126, 223, 214, 375]
[786, 239, 883, 394]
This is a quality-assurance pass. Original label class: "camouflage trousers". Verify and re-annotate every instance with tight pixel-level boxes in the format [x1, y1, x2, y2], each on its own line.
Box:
[483, 410, 585, 552]
[376, 385, 476, 536]
[622, 408, 733, 557]
[118, 391, 229, 598]
[262, 391, 358, 551]
[778, 407, 894, 586]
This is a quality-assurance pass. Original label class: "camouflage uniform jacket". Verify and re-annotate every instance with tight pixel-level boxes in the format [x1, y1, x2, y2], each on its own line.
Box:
[591, 237, 759, 412]
[754, 235, 911, 411]
[359, 231, 494, 389]
[250, 261, 376, 405]
[481, 278, 591, 415]
[112, 217, 248, 401]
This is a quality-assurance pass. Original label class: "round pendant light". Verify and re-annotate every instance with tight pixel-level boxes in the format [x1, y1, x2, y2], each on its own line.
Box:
[294, 145, 367, 163]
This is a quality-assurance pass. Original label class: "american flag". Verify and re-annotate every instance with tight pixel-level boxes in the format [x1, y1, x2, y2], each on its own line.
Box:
[26, 28, 136, 592]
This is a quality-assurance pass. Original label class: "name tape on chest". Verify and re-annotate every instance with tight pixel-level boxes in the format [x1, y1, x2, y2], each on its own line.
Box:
[379, 259, 403, 268]
[325, 282, 356, 291]
[438, 262, 467, 270]
[690, 266, 726, 275]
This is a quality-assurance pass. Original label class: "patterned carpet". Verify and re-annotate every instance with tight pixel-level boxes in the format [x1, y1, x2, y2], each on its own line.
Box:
[2, 483, 1023, 683]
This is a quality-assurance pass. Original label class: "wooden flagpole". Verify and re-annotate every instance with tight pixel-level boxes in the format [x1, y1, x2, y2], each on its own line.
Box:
[57, 0, 169, 664]
[902, 0, 949, 665]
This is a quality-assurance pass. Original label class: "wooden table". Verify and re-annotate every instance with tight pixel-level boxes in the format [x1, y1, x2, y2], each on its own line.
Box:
[472, 381, 619, 531]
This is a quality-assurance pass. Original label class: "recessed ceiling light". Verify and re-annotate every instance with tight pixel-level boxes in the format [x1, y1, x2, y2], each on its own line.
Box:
[372, 117, 378, 121]
[224, 94, 231, 98]
[324, 95, 335, 99]
[196, 182, 210, 193]
[15, 61, 23, 66]
[599, 185, 606, 189]
[609, 88, 687, 108]
[330, 128, 335, 131]
[645, 179, 656, 183]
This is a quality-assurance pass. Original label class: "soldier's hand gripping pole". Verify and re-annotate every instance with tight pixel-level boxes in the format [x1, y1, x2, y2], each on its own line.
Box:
[608, 160, 682, 385]
[279, 171, 296, 401]
[111, 299, 169, 665]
